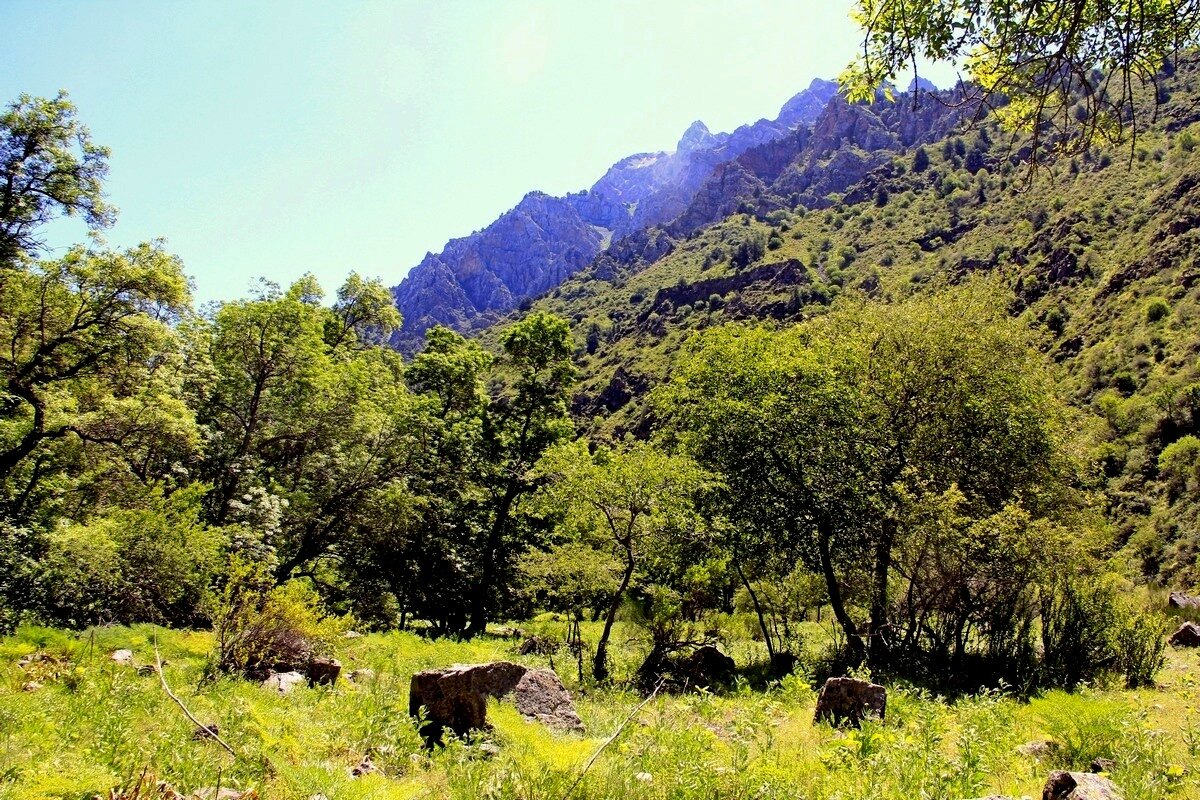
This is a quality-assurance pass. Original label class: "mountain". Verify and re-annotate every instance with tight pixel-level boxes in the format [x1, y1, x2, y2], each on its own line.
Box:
[390, 78, 840, 347]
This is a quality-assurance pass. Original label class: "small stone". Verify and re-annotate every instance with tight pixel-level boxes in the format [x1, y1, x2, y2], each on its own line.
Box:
[343, 630, 363, 639]
[21, 681, 42, 692]
[348, 668, 376, 683]
[262, 670, 306, 695]
[477, 742, 502, 758]
[192, 789, 246, 800]
[110, 649, 134, 665]
[350, 755, 377, 776]
[193, 723, 220, 741]
[137, 664, 158, 677]
[635, 772, 653, 783]
[1018, 740, 1057, 758]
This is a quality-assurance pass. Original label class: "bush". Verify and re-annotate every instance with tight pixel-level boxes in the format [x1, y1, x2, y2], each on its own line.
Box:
[38, 489, 225, 628]
[209, 559, 349, 679]
[1041, 575, 1166, 689]
[1145, 297, 1171, 323]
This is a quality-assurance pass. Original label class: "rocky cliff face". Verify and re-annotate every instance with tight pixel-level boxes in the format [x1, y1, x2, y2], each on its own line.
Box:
[391, 79, 840, 347]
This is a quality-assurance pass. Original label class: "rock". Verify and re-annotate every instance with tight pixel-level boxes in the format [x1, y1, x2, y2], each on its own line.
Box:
[1169, 621, 1200, 647]
[476, 742, 502, 759]
[350, 755, 377, 776]
[193, 789, 249, 800]
[635, 772, 654, 783]
[1168, 591, 1200, 610]
[1042, 770, 1123, 800]
[1018, 740, 1057, 758]
[1089, 758, 1116, 774]
[306, 657, 341, 686]
[110, 649, 134, 665]
[193, 723, 220, 741]
[343, 630, 363, 639]
[348, 668, 376, 683]
[675, 645, 736, 688]
[814, 676, 887, 727]
[21, 681, 42, 692]
[409, 661, 583, 742]
[518, 635, 559, 656]
[262, 671, 306, 695]
[137, 664, 158, 677]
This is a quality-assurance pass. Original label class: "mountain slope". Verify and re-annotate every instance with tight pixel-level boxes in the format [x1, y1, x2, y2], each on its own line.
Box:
[492, 63, 1200, 587]
[390, 79, 839, 347]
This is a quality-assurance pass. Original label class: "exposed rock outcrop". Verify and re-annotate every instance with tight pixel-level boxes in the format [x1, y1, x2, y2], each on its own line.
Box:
[814, 676, 887, 727]
[1043, 770, 1123, 800]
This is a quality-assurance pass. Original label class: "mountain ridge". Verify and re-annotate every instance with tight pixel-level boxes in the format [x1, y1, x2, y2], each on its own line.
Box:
[390, 78, 842, 347]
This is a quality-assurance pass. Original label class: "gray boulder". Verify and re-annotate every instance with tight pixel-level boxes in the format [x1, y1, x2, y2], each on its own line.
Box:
[409, 661, 583, 742]
[1169, 621, 1200, 647]
[262, 670, 306, 695]
[1043, 771, 1123, 800]
[1168, 591, 1200, 610]
[814, 676, 887, 727]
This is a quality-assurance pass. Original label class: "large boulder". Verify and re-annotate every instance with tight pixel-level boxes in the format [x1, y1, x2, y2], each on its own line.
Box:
[1169, 621, 1200, 647]
[307, 657, 341, 686]
[675, 645, 736, 688]
[1043, 770, 1123, 800]
[409, 661, 583, 742]
[1168, 591, 1200, 610]
[814, 676, 887, 727]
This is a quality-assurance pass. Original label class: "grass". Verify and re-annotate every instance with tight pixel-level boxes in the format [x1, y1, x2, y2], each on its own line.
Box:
[1, 622, 1198, 799]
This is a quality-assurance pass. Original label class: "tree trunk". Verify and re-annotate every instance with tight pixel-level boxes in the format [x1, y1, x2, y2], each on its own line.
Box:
[464, 487, 517, 637]
[868, 517, 896, 669]
[817, 520, 866, 664]
[594, 549, 634, 683]
[735, 558, 775, 660]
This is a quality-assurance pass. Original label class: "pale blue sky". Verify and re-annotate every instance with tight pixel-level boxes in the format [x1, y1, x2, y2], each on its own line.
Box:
[0, 1, 959, 305]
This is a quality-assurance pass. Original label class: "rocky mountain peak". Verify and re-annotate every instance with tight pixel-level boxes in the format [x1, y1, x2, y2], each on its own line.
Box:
[677, 120, 715, 154]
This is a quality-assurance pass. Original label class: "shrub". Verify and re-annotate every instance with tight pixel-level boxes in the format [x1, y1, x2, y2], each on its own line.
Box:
[1145, 297, 1171, 322]
[209, 558, 349, 678]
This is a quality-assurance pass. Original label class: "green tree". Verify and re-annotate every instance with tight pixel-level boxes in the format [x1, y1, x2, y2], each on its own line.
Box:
[464, 311, 576, 635]
[0, 92, 114, 265]
[0, 243, 193, 515]
[843, 0, 1200, 165]
[662, 281, 1074, 674]
[534, 439, 708, 682]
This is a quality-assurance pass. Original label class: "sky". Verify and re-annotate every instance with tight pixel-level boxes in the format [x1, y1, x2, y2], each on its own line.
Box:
[0, 1, 960, 306]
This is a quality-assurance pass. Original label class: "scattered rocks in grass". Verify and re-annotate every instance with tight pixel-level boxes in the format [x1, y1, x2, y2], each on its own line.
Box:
[1169, 621, 1200, 647]
[306, 657, 341, 686]
[409, 661, 583, 742]
[814, 676, 887, 727]
[348, 668, 376, 683]
[262, 670, 306, 694]
[110, 649, 134, 665]
[1043, 770, 1123, 800]
[1168, 591, 1200, 610]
